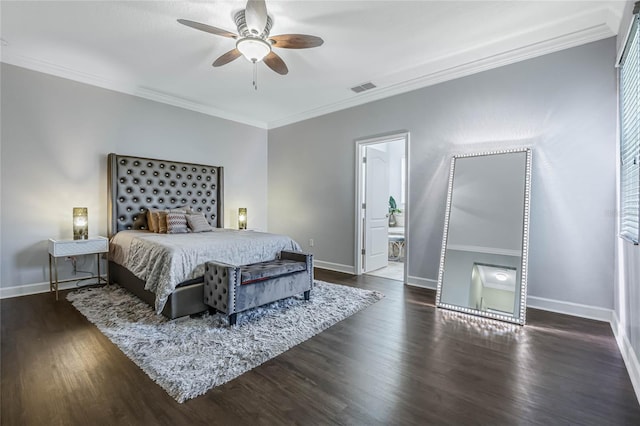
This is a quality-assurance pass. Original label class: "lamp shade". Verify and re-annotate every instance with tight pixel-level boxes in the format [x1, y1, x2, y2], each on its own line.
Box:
[238, 208, 247, 230]
[73, 207, 88, 240]
[236, 38, 271, 62]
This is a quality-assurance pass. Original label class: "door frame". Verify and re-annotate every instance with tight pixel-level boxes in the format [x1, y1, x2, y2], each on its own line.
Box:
[354, 131, 410, 283]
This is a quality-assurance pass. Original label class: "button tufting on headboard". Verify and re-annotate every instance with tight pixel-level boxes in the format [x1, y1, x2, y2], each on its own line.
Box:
[107, 154, 224, 236]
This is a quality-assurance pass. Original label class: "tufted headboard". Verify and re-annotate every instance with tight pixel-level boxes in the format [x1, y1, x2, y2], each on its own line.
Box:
[107, 153, 224, 237]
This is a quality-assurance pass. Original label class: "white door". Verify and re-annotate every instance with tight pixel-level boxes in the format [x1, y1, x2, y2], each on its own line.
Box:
[364, 146, 390, 272]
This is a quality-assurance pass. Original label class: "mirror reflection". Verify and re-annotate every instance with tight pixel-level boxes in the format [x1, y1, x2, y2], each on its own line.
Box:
[436, 149, 531, 324]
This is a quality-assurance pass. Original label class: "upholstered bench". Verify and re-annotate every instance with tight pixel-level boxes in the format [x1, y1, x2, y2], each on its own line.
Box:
[203, 251, 314, 325]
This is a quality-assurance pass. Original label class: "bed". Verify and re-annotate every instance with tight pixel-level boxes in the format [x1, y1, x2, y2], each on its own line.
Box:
[107, 153, 300, 319]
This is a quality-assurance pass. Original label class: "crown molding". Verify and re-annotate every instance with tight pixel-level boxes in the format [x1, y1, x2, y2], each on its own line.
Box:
[0, 52, 268, 129]
[266, 23, 614, 129]
[1, 20, 614, 131]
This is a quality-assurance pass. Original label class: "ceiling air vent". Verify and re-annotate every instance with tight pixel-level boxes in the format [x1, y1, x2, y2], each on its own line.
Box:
[350, 82, 377, 93]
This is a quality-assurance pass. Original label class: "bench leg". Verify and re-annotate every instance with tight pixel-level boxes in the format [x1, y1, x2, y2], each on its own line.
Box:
[229, 313, 237, 326]
[304, 290, 310, 301]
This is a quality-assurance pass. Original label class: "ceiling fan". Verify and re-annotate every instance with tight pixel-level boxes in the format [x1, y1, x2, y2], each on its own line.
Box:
[178, 0, 323, 78]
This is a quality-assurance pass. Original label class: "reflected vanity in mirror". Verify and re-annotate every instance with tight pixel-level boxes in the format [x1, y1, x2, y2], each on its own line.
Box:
[436, 149, 532, 325]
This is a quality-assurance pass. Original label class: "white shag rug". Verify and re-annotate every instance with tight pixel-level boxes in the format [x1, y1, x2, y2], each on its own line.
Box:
[67, 281, 383, 403]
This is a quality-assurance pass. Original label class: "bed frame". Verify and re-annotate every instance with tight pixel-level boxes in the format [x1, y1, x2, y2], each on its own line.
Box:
[107, 153, 224, 318]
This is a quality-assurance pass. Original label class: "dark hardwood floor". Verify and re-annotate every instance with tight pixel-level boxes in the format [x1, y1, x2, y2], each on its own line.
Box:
[2, 270, 639, 425]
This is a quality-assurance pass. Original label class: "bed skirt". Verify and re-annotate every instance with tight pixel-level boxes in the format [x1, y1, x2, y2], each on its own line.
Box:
[108, 262, 208, 319]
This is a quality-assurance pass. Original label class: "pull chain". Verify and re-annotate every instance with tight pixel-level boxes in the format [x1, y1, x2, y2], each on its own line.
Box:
[252, 61, 258, 90]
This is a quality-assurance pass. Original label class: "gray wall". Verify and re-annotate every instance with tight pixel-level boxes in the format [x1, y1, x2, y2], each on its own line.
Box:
[268, 38, 617, 309]
[1, 63, 267, 289]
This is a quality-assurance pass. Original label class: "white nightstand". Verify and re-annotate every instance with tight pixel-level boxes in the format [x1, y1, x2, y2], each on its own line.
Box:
[48, 236, 109, 300]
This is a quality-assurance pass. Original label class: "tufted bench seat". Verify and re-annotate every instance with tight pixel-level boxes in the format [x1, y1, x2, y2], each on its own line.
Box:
[204, 251, 313, 325]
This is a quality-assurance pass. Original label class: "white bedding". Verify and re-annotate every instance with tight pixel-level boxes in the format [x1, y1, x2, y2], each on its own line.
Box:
[110, 230, 302, 313]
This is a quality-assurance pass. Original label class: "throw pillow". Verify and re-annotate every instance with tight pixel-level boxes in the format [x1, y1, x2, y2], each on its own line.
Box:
[133, 210, 149, 231]
[147, 209, 159, 232]
[187, 212, 214, 232]
[158, 211, 169, 233]
[167, 213, 188, 234]
[174, 205, 193, 214]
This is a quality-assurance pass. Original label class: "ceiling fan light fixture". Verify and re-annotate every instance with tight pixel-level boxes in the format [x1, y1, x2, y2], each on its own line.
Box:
[236, 37, 271, 63]
[495, 272, 509, 281]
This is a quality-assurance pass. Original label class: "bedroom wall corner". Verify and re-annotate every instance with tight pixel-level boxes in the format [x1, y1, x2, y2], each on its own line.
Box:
[0, 63, 268, 292]
[267, 37, 618, 312]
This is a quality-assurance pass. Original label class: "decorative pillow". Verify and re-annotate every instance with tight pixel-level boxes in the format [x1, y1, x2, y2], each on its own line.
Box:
[149, 207, 188, 233]
[167, 213, 188, 234]
[158, 211, 169, 234]
[174, 205, 193, 214]
[147, 209, 160, 233]
[150, 211, 161, 233]
[133, 210, 149, 230]
[187, 212, 214, 233]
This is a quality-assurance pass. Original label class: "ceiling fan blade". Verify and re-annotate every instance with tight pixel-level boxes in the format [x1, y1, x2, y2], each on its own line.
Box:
[177, 19, 237, 39]
[244, 0, 268, 35]
[212, 49, 242, 67]
[263, 51, 288, 75]
[269, 34, 324, 49]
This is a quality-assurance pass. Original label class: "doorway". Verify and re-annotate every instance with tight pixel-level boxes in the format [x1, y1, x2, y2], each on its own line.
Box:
[355, 132, 409, 283]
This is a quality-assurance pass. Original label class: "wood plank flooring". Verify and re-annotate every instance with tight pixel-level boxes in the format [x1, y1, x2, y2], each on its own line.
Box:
[2, 270, 639, 425]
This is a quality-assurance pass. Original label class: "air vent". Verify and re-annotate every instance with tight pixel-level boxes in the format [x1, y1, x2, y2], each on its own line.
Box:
[350, 82, 377, 93]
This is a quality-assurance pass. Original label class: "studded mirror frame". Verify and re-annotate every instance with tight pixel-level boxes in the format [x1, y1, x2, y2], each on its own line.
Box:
[435, 148, 532, 325]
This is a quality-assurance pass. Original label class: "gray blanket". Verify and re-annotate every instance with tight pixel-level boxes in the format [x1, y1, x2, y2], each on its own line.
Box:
[110, 230, 302, 313]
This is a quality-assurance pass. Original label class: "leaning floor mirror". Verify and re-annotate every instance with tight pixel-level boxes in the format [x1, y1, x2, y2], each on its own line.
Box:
[436, 148, 532, 325]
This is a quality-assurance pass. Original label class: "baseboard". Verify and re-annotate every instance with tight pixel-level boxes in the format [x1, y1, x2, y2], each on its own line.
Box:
[314, 261, 356, 275]
[398, 278, 614, 322]
[0, 276, 106, 299]
[406, 276, 437, 290]
[526, 295, 612, 322]
[0, 273, 614, 325]
[611, 312, 640, 404]
[404, 279, 613, 322]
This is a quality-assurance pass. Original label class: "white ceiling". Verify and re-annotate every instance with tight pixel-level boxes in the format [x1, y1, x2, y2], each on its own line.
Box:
[0, 1, 627, 129]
